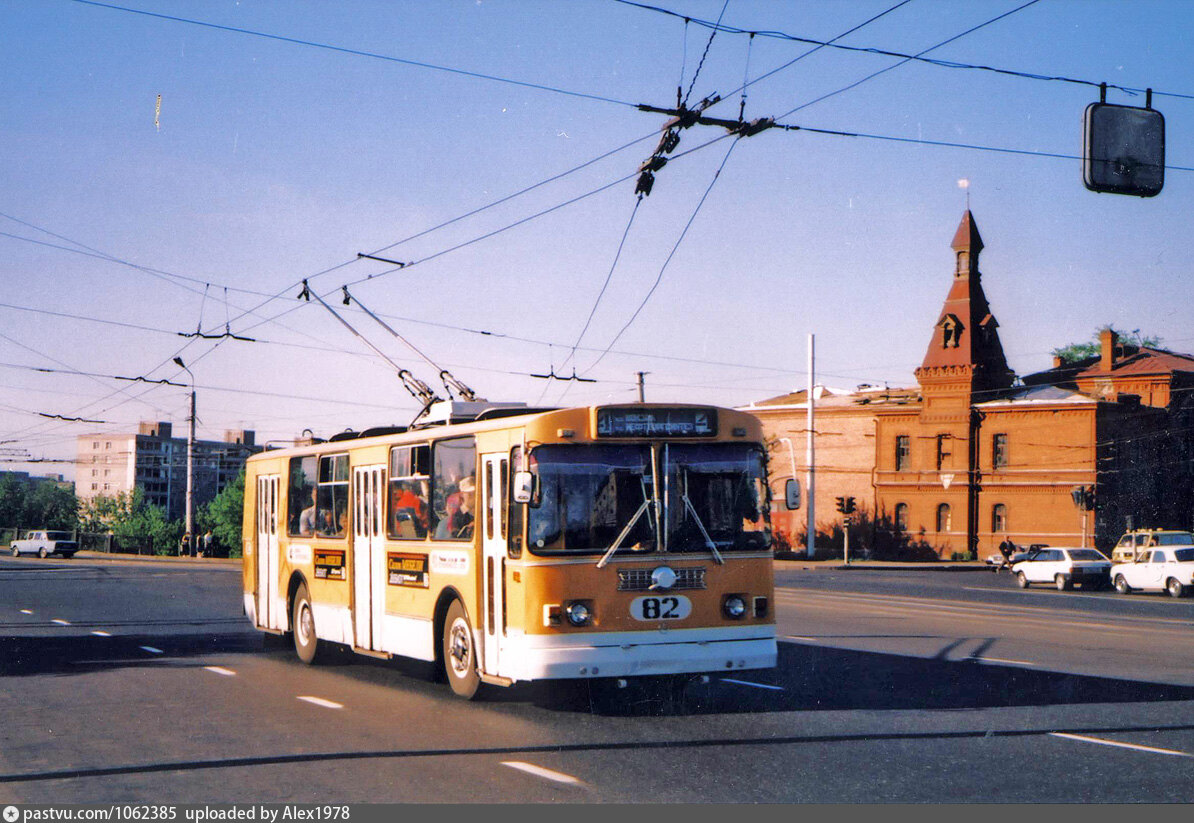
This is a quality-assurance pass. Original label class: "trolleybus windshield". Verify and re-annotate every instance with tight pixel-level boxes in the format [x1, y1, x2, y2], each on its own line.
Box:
[526, 442, 770, 556]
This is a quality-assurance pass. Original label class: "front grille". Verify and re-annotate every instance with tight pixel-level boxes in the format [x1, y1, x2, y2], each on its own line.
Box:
[617, 566, 706, 591]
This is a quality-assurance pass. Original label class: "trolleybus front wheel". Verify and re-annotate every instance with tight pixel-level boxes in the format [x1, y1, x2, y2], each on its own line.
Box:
[292, 582, 320, 665]
[442, 599, 481, 699]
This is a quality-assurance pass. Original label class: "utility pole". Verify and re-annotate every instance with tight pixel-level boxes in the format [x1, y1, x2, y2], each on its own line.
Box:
[637, 371, 647, 403]
[174, 357, 196, 557]
[806, 334, 816, 559]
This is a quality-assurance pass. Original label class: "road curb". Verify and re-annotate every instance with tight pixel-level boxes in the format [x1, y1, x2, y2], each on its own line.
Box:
[71, 551, 241, 567]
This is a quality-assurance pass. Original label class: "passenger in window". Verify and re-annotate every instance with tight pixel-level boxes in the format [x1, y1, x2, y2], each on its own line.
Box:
[392, 481, 429, 538]
[435, 475, 476, 539]
[318, 508, 337, 537]
[298, 489, 318, 536]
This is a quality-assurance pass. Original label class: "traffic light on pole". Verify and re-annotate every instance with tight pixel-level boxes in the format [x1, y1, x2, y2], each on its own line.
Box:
[845, 497, 856, 514]
[835, 496, 846, 514]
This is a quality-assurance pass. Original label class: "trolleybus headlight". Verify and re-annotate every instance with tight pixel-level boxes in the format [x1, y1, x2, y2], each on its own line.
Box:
[722, 595, 747, 619]
[564, 601, 593, 626]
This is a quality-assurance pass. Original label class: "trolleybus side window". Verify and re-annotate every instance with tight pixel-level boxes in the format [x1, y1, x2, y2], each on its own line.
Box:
[317, 454, 349, 537]
[388, 444, 430, 539]
[432, 437, 477, 541]
[287, 454, 348, 538]
[288, 456, 317, 536]
[508, 447, 524, 557]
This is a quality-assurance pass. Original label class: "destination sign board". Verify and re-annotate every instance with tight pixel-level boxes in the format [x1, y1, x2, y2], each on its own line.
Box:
[596, 407, 717, 438]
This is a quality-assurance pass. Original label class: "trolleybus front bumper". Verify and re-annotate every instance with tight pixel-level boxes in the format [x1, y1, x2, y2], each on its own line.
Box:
[496, 624, 776, 681]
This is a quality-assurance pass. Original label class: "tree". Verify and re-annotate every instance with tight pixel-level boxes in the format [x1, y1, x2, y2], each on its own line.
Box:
[198, 470, 245, 558]
[78, 489, 181, 555]
[28, 483, 78, 530]
[0, 476, 78, 532]
[1053, 327, 1163, 365]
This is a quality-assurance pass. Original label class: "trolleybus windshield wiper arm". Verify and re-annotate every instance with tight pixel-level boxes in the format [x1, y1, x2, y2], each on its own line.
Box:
[681, 491, 725, 565]
[678, 467, 724, 565]
[596, 498, 654, 569]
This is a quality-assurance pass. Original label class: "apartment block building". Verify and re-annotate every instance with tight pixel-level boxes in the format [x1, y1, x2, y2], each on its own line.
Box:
[76, 421, 260, 520]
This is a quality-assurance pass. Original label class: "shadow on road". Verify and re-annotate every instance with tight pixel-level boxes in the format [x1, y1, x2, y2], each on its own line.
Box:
[7, 631, 1193, 720]
[0, 631, 261, 676]
[525, 640, 1194, 717]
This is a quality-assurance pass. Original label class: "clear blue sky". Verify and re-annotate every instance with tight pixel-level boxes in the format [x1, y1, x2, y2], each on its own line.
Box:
[2, 0, 1191, 479]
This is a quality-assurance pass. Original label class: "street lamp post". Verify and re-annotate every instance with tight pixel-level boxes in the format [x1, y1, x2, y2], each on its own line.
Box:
[174, 357, 196, 557]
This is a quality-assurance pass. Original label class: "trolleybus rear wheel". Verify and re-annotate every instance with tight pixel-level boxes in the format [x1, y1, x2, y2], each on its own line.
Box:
[442, 600, 481, 699]
[292, 582, 320, 665]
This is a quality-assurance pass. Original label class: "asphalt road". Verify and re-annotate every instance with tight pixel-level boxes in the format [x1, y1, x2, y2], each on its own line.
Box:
[1, 555, 1192, 803]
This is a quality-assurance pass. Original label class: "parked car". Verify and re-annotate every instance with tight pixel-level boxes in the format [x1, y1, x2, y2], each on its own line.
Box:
[1012, 546, 1111, 590]
[1111, 547, 1194, 597]
[985, 549, 1035, 568]
[1109, 529, 1194, 564]
[10, 530, 78, 558]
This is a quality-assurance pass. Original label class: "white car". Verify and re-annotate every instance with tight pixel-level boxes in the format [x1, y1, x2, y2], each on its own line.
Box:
[1012, 547, 1111, 591]
[1111, 547, 1194, 598]
[10, 530, 78, 558]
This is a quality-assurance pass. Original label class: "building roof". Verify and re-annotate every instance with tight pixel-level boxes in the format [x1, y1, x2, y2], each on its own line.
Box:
[951, 209, 984, 253]
[917, 211, 1014, 389]
[976, 384, 1096, 407]
[1024, 345, 1194, 387]
[745, 385, 920, 410]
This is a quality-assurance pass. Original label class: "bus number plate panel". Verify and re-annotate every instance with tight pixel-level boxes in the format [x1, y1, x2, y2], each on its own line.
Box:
[630, 595, 692, 622]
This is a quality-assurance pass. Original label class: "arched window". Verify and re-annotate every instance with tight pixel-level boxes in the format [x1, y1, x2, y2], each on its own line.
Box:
[894, 502, 909, 532]
[992, 503, 1008, 534]
[936, 503, 951, 533]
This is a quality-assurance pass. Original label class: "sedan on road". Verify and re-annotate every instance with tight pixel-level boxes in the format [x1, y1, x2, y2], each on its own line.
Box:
[1012, 547, 1111, 591]
[1111, 547, 1194, 597]
[10, 530, 78, 558]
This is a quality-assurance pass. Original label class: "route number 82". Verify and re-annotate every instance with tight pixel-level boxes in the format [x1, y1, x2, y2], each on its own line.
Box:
[630, 595, 692, 622]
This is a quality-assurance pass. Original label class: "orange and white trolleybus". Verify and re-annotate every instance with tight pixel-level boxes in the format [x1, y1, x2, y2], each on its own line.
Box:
[242, 402, 776, 698]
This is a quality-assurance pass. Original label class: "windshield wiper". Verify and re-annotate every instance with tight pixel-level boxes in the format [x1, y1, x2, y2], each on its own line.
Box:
[680, 489, 724, 565]
[596, 498, 653, 569]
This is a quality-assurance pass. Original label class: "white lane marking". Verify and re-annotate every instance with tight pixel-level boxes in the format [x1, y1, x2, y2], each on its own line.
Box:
[501, 761, 584, 786]
[969, 656, 1036, 667]
[204, 666, 236, 677]
[297, 696, 343, 710]
[20, 609, 33, 615]
[51, 619, 71, 625]
[91, 630, 112, 637]
[721, 678, 785, 692]
[786, 635, 819, 642]
[140, 646, 164, 654]
[1050, 732, 1193, 758]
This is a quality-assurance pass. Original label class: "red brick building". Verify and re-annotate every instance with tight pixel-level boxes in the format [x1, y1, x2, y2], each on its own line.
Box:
[747, 211, 1194, 558]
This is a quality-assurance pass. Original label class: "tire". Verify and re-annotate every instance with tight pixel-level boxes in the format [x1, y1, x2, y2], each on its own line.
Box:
[38, 547, 47, 559]
[10, 546, 17, 557]
[1016, 571, 1029, 589]
[1114, 575, 1131, 595]
[1166, 578, 1186, 598]
[1055, 574, 1071, 591]
[292, 582, 320, 665]
[442, 599, 481, 699]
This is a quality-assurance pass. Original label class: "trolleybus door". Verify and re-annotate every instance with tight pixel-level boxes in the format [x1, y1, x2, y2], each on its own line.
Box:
[255, 475, 281, 630]
[353, 464, 386, 651]
[481, 454, 507, 675]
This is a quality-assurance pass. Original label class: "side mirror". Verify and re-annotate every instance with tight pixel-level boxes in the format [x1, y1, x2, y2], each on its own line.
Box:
[513, 470, 536, 505]
[785, 479, 801, 510]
